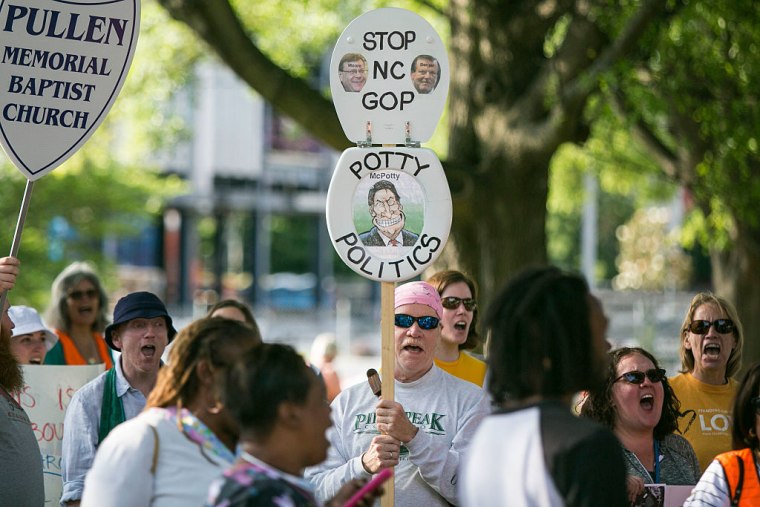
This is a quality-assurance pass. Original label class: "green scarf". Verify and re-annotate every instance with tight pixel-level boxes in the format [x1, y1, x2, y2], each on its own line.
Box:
[98, 367, 126, 445]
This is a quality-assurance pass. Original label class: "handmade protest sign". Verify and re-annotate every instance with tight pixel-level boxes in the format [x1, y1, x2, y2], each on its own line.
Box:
[328, 10, 451, 504]
[330, 7, 448, 145]
[327, 147, 452, 282]
[15, 365, 102, 504]
[0, 0, 140, 180]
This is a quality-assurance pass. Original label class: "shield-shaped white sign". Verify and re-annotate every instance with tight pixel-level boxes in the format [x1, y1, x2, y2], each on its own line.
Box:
[0, 0, 140, 180]
[330, 8, 449, 145]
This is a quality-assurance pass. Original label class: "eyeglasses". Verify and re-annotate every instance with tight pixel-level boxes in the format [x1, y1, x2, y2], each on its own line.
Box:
[688, 319, 735, 335]
[441, 296, 477, 311]
[394, 314, 440, 330]
[67, 289, 98, 301]
[340, 69, 367, 76]
[614, 368, 667, 385]
[752, 397, 760, 416]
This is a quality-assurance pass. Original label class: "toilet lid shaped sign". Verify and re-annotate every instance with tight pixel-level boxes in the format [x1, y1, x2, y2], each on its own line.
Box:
[326, 147, 451, 282]
[331, 7, 448, 145]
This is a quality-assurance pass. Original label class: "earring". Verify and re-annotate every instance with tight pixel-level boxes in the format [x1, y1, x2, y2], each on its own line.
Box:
[206, 393, 224, 415]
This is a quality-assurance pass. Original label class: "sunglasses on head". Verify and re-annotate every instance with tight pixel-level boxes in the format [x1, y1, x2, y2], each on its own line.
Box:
[688, 319, 734, 335]
[394, 314, 440, 330]
[441, 296, 477, 311]
[67, 289, 98, 301]
[614, 368, 667, 385]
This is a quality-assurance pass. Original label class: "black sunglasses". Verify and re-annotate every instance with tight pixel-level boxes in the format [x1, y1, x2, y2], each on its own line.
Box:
[614, 368, 667, 385]
[441, 296, 477, 311]
[394, 314, 440, 330]
[688, 319, 734, 335]
[67, 289, 98, 301]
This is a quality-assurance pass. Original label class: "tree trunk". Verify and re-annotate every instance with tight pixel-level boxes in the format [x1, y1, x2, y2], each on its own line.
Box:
[710, 221, 760, 376]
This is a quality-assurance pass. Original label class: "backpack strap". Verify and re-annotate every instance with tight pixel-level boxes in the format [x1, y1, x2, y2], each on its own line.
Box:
[731, 454, 744, 507]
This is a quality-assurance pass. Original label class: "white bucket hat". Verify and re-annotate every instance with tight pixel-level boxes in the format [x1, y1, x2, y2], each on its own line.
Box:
[9, 305, 59, 350]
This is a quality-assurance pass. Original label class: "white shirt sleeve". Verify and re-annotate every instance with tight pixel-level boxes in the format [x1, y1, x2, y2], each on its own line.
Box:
[682, 459, 731, 507]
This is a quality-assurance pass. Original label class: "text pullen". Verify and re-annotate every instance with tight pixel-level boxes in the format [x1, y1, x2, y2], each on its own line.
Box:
[3, 5, 129, 46]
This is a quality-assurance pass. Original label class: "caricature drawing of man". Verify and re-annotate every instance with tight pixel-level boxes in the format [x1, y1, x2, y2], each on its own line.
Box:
[359, 180, 419, 247]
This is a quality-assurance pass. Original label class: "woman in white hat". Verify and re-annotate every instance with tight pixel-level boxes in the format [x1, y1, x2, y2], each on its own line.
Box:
[8, 305, 58, 365]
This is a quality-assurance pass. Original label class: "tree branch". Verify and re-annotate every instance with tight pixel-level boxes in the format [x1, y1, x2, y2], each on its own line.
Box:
[156, 0, 351, 151]
[562, 0, 685, 105]
[607, 88, 680, 180]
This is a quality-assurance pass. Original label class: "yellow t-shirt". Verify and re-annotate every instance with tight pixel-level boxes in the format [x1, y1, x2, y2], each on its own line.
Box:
[669, 372, 738, 472]
[434, 352, 487, 387]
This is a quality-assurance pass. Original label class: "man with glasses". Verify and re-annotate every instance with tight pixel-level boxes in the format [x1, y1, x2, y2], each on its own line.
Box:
[359, 179, 419, 248]
[0, 256, 45, 506]
[410, 55, 440, 94]
[338, 53, 368, 93]
[61, 291, 176, 506]
[306, 281, 490, 505]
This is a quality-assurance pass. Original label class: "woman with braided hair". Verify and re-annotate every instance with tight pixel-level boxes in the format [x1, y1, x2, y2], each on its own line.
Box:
[460, 265, 628, 507]
[81, 318, 262, 506]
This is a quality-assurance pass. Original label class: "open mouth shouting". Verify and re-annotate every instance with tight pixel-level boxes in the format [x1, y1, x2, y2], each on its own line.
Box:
[401, 339, 425, 356]
[640, 393, 655, 411]
[141, 344, 157, 358]
[703, 342, 721, 359]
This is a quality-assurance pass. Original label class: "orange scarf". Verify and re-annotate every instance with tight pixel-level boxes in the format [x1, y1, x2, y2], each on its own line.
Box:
[55, 330, 113, 369]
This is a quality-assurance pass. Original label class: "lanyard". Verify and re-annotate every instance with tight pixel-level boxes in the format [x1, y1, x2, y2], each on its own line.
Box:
[653, 439, 661, 483]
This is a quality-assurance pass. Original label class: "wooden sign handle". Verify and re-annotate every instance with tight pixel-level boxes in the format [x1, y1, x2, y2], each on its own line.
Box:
[0, 180, 34, 336]
[380, 281, 395, 506]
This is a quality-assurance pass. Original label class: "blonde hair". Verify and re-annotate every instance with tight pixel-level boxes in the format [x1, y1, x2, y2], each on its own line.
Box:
[679, 292, 743, 379]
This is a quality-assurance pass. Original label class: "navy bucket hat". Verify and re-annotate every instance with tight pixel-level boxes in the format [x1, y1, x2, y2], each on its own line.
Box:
[104, 291, 177, 350]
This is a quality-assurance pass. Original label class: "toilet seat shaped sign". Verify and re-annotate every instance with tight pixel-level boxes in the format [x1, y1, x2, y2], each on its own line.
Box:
[330, 7, 448, 145]
[326, 147, 452, 282]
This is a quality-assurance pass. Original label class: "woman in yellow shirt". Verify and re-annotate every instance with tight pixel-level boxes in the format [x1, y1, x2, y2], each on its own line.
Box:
[427, 270, 486, 387]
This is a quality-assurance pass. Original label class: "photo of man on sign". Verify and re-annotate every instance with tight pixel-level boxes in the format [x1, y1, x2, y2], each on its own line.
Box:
[338, 53, 368, 92]
[410, 55, 440, 94]
[358, 179, 419, 247]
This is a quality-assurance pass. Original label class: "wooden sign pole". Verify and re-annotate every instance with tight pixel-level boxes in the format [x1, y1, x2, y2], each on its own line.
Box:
[380, 280, 395, 506]
[0, 179, 34, 336]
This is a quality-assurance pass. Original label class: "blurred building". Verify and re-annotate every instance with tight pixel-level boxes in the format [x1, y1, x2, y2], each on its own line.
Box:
[120, 61, 343, 312]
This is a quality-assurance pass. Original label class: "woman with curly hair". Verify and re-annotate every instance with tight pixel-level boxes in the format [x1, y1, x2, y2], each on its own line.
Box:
[582, 347, 700, 503]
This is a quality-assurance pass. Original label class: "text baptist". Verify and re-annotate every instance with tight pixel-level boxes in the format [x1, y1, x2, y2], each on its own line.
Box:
[335, 232, 442, 279]
[9, 75, 95, 102]
[2, 5, 129, 47]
